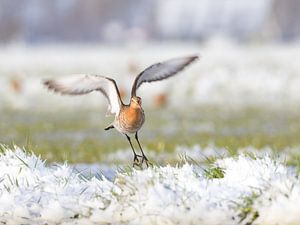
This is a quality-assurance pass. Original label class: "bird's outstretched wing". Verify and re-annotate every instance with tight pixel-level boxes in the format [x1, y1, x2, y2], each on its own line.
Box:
[44, 75, 123, 115]
[131, 55, 198, 97]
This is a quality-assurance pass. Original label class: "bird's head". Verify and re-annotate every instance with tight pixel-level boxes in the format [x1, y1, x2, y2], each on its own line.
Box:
[130, 96, 142, 108]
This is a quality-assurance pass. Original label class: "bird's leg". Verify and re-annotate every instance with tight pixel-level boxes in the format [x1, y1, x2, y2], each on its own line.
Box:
[104, 125, 114, 131]
[125, 134, 142, 165]
[135, 132, 150, 167]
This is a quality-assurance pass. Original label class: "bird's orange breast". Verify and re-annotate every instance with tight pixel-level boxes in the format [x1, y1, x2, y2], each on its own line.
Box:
[116, 105, 145, 134]
[123, 107, 143, 125]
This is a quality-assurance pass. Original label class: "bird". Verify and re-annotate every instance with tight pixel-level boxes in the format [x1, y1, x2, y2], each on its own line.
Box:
[43, 55, 198, 167]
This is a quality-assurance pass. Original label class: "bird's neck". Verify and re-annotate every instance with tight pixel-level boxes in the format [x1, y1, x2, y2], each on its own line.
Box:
[129, 103, 142, 110]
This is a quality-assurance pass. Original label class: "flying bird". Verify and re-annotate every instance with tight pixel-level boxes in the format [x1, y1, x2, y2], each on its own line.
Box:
[44, 55, 198, 167]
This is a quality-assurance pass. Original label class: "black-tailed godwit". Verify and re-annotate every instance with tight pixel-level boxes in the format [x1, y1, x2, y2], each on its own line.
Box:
[44, 55, 198, 166]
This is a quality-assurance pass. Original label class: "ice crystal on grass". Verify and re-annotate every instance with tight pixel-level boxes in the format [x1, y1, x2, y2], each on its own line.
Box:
[0, 144, 299, 224]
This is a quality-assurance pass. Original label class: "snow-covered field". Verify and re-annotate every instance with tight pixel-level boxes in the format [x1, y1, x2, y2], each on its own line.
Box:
[0, 144, 299, 225]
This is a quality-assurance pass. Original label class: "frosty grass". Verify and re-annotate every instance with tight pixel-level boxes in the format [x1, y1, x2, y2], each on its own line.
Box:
[0, 145, 299, 225]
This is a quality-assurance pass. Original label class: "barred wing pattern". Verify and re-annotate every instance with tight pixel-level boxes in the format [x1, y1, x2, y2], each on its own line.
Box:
[131, 55, 198, 97]
[43, 75, 123, 115]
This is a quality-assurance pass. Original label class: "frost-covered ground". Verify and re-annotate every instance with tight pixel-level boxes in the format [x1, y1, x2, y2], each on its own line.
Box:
[1, 42, 300, 223]
[0, 144, 299, 225]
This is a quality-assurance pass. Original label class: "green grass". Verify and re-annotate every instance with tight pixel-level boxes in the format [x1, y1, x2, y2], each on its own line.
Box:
[1, 106, 300, 163]
[237, 192, 260, 224]
[204, 166, 225, 179]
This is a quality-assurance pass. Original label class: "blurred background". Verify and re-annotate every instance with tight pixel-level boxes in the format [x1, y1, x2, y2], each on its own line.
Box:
[0, 0, 300, 43]
[0, 0, 300, 165]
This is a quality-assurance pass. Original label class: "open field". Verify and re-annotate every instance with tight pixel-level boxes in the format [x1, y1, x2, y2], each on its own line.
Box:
[1, 107, 300, 167]
[1, 41, 300, 164]
[0, 41, 300, 224]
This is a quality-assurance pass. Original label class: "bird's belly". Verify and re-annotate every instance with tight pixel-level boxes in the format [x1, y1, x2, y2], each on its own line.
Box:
[115, 109, 145, 134]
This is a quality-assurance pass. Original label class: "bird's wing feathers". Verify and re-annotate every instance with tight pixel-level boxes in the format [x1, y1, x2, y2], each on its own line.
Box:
[44, 75, 123, 115]
[131, 55, 198, 97]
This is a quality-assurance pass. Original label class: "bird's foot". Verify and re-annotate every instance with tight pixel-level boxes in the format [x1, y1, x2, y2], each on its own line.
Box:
[132, 154, 152, 168]
[141, 155, 152, 168]
[133, 154, 143, 166]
